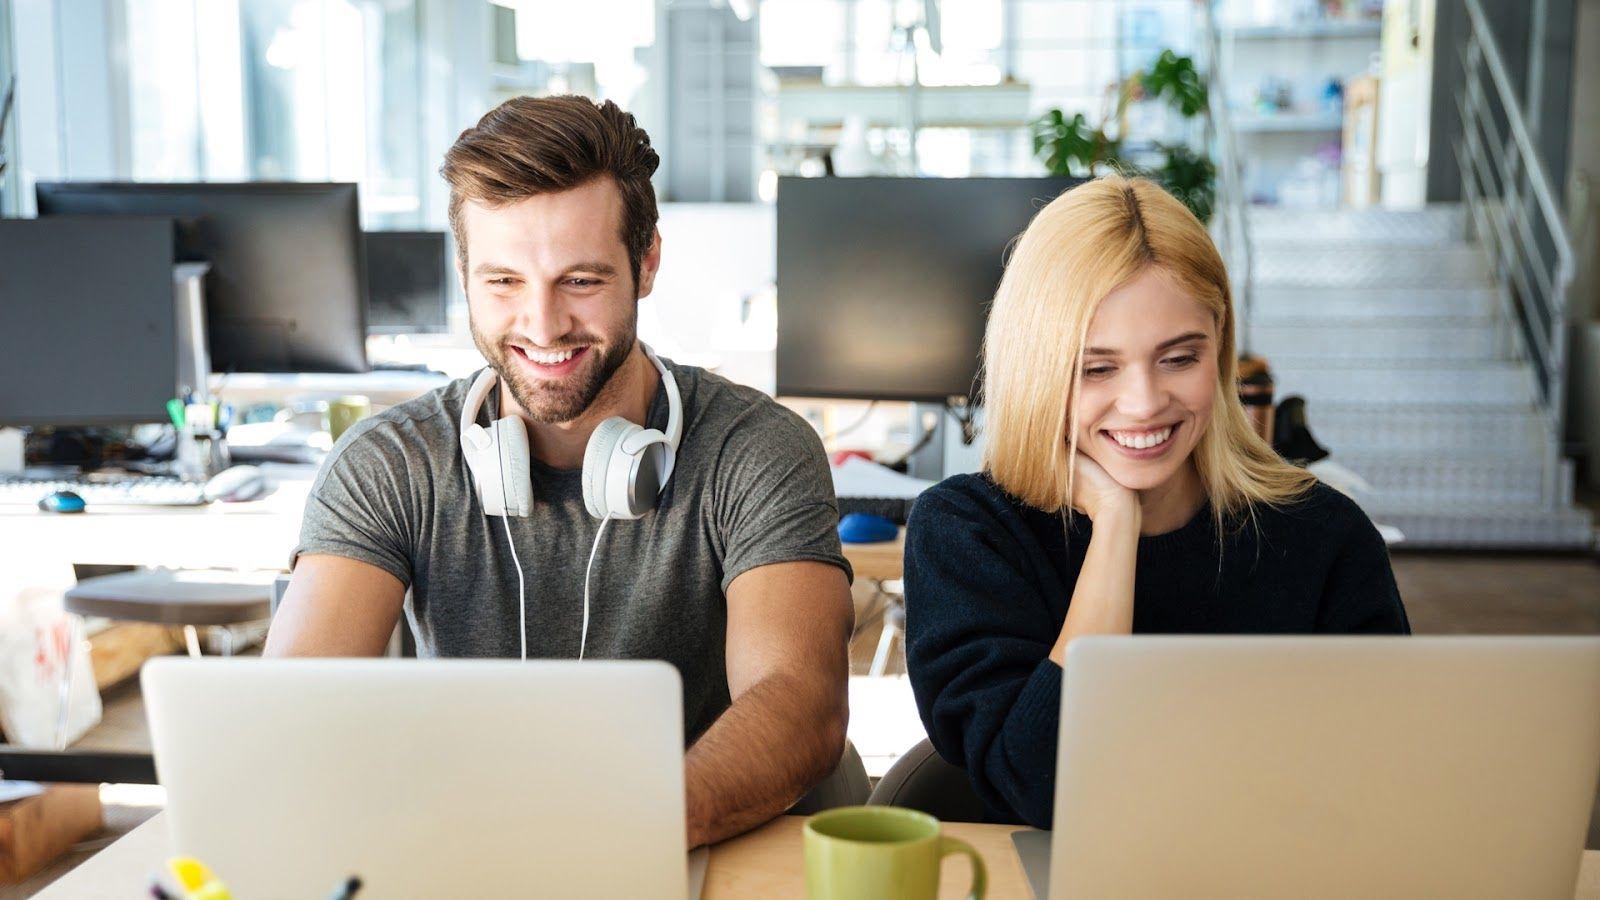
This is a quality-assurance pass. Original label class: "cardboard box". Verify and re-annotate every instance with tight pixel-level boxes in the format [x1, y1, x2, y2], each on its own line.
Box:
[1343, 75, 1381, 208]
[0, 784, 104, 884]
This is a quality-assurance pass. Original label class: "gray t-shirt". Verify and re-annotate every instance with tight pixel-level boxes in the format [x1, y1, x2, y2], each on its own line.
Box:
[292, 359, 851, 741]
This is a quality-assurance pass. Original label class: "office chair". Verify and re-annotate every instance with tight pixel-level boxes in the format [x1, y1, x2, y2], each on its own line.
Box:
[865, 738, 987, 822]
[790, 739, 871, 814]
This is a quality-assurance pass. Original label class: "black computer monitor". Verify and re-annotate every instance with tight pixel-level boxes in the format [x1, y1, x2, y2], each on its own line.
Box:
[775, 175, 1080, 402]
[35, 181, 368, 373]
[0, 217, 178, 426]
[364, 230, 450, 334]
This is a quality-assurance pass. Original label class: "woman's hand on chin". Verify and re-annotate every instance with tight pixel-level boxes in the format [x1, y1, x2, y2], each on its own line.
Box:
[1071, 450, 1140, 522]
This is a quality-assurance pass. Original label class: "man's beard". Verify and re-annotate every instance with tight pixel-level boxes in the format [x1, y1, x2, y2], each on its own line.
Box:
[471, 322, 635, 425]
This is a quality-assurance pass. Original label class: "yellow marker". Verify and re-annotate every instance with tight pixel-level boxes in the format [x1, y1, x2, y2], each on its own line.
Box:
[166, 857, 233, 900]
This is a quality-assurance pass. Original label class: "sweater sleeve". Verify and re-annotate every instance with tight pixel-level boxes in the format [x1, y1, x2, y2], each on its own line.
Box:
[1314, 491, 1411, 634]
[903, 482, 1065, 828]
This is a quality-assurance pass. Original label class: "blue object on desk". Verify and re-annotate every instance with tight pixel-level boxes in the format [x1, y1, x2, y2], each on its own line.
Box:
[38, 490, 87, 514]
[838, 512, 898, 544]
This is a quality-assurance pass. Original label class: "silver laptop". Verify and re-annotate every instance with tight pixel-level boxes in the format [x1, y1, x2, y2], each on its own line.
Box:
[143, 658, 707, 899]
[1013, 636, 1600, 900]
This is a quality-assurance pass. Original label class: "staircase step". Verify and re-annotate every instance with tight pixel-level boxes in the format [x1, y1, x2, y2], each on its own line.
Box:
[1255, 244, 1489, 287]
[1248, 204, 1466, 245]
[1269, 361, 1538, 406]
[1356, 502, 1595, 551]
[1248, 286, 1502, 319]
[1303, 405, 1552, 458]
[1248, 318, 1507, 361]
[1337, 454, 1571, 506]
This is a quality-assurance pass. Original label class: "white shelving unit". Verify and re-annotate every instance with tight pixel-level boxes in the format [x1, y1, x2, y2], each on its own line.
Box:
[1232, 111, 1344, 133]
[1226, 21, 1381, 41]
[1214, 15, 1383, 206]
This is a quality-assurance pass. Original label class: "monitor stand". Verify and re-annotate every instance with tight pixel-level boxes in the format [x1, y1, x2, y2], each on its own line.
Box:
[904, 403, 945, 482]
[0, 427, 23, 475]
[173, 262, 211, 400]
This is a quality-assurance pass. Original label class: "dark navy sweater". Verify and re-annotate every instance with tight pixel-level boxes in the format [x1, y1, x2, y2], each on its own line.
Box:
[903, 473, 1410, 828]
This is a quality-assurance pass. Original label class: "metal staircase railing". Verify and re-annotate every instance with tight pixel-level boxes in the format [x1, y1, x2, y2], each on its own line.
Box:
[1454, 0, 1576, 504]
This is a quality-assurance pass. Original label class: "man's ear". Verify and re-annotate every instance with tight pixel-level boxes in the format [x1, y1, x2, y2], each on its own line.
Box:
[635, 229, 663, 299]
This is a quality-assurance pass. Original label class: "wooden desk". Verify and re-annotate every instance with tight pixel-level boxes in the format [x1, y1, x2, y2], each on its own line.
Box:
[6, 476, 901, 580]
[840, 529, 905, 583]
[31, 811, 1600, 899]
[31, 813, 1019, 899]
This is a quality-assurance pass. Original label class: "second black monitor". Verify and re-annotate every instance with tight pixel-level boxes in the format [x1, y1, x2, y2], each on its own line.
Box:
[364, 231, 451, 335]
[36, 181, 368, 374]
[776, 176, 1079, 402]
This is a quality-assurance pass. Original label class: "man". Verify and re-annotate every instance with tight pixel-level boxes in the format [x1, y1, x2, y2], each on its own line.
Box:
[266, 95, 855, 848]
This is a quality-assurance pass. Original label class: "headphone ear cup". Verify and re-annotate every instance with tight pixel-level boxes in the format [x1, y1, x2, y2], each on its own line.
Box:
[496, 418, 533, 517]
[465, 418, 533, 517]
[583, 417, 638, 519]
[462, 423, 507, 516]
[613, 428, 668, 514]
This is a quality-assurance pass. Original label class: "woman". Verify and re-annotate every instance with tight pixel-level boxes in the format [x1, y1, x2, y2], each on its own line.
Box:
[903, 176, 1410, 829]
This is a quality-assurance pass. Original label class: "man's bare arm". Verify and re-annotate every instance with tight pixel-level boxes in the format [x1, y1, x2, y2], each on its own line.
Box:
[263, 554, 407, 657]
[684, 560, 853, 848]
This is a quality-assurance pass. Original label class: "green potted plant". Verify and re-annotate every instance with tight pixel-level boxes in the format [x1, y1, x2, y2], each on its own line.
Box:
[1031, 50, 1216, 223]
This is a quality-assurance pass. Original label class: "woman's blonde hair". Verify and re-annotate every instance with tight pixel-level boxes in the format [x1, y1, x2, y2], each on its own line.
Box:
[979, 175, 1315, 530]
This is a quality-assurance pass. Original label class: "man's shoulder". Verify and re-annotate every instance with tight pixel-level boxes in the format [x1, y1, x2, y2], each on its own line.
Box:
[672, 363, 816, 450]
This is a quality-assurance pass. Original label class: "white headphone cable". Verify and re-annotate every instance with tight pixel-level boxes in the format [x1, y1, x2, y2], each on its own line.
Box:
[579, 515, 611, 660]
[494, 416, 529, 662]
[503, 512, 527, 661]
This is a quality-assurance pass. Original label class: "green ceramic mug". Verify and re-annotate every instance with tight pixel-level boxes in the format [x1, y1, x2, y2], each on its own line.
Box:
[804, 806, 987, 900]
[328, 394, 372, 442]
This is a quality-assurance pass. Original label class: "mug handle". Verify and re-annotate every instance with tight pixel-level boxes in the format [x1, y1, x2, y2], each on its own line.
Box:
[938, 836, 988, 900]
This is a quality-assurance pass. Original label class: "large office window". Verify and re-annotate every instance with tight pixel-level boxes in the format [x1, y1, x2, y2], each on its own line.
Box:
[0, 0, 16, 217]
[122, 0, 429, 228]
[493, 0, 654, 105]
[758, 0, 1001, 86]
[116, 0, 668, 226]
[125, 1, 246, 181]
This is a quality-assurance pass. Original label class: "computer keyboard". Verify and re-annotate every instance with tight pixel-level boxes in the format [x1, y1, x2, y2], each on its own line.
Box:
[838, 495, 916, 525]
[0, 474, 209, 507]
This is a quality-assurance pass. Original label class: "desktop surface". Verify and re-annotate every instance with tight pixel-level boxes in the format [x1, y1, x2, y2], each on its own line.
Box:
[31, 811, 1600, 900]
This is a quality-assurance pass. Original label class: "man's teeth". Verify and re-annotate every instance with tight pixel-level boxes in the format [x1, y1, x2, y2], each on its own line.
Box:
[524, 347, 577, 365]
[1110, 426, 1173, 450]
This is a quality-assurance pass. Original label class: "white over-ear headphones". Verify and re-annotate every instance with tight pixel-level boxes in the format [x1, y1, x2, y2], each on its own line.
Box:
[458, 342, 683, 661]
[459, 341, 683, 521]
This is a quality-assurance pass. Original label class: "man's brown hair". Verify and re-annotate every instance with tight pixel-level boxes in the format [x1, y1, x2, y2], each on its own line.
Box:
[440, 95, 661, 289]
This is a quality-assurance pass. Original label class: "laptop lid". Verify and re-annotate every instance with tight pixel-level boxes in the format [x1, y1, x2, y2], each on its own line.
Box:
[142, 658, 689, 898]
[1046, 636, 1600, 900]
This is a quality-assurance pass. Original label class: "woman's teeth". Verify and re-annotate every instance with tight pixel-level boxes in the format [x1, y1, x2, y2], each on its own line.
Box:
[1109, 426, 1174, 450]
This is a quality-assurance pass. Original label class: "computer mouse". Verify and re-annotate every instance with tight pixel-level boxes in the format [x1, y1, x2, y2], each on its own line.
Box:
[838, 512, 898, 544]
[203, 465, 269, 503]
[38, 490, 87, 514]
